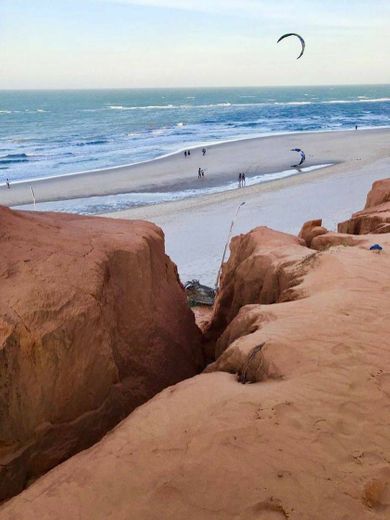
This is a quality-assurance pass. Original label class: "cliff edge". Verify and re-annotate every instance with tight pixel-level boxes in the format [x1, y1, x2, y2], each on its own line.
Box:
[0, 207, 203, 501]
[1, 179, 389, 519]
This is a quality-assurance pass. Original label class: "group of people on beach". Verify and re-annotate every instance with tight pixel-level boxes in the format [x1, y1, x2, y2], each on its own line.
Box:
[185, 147, 207, 158]
[186, 145, 247, 188]
[238, 173, 246, 188]
[184, 147, 208, 179]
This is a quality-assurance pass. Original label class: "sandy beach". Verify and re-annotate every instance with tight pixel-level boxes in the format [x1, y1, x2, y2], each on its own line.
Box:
[101, 129, 390, 285]
[1, 128, 389, 208]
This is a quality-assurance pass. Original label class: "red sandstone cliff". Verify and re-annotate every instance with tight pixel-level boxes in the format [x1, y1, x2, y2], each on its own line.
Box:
[0, 207, 203, 501]
[365, 178, 390, 209]
[338, 178, 390, 234]
[204, 227, 313, 354]
[1, 179, 389, 519]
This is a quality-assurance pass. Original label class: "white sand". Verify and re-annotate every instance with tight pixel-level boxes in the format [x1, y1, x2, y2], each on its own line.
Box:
[107, 155, 390, 286]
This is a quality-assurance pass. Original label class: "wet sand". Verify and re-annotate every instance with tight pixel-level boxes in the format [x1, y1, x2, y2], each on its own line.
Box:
[105, 153, 390, 285]
[1, 128, 389, 207]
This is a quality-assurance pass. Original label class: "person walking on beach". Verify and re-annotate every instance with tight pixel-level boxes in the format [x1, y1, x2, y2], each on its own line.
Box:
[188, 150, 191, 157]
[201, 169, 205, 178]
[6, 178, 10, 189]
[184, 150, 187, 158]
[202, 148, 207, 156]
[355, 124, 358, 130]
[242, 173, 246, 187]
[198, 167, 202, 179]
[238, 173, 242, 188]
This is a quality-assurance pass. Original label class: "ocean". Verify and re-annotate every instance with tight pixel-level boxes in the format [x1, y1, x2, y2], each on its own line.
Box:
[1, 85, 389, 184]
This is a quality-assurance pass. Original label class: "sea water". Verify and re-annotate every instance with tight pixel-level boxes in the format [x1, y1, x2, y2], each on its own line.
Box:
[14, 164, 333, 215]
[1, 85, 389, 184]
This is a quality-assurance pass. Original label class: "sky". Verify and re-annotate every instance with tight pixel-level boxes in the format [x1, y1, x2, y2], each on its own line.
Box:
[0, 0, 389, 89]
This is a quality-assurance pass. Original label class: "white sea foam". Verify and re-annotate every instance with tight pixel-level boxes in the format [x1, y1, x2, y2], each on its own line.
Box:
[105, 98, 390, 112]
[273, 101, 312, 106]
[24, 109, 48, 113]
[323, 97, 390, 105]
[151, 128, 168, 136]
[108, 104, 175, 110]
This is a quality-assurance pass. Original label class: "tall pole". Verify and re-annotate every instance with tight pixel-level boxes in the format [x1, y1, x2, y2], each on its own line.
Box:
[215, 201, 246, 291]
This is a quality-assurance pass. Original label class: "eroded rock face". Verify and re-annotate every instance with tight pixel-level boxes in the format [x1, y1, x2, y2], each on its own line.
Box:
[298, 219, 328, 247]
[365, 179, 390, 209]
[338, 203, 390, 234]
[1, 180, 390, 520]
[338, 178, 390, 234]
[0, 207, 203, 501]
[205, 227, 313, 345]
[2, 222, 389, 520]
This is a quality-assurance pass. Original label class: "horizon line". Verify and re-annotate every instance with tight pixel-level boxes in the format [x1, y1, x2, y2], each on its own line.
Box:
[0, 82, 389, 92]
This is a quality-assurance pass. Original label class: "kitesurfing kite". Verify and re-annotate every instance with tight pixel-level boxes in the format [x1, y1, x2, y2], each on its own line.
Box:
[290, 148, 306, 168]
[277, 33, 305, 59]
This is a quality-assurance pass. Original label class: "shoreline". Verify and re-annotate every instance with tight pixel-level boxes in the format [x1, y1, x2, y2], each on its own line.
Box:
[4, 126, 388, 187]
[104, 151, 390, 286]
[0, 127, 389, 208]
[13, 163, 334, 215]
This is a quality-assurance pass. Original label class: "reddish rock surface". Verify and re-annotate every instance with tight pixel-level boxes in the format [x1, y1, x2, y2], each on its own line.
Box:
[311, 231, 387, 251]
[2, 220, 389, 520]
[338, 178, 390, 234]
[206, 227, 312, 344]
[365, 178, 390, 209]
[192, 305, 213, 333]
[298, 218, 328, 247]
[1, 179, 390, 520]
[0, 207, 203, 501]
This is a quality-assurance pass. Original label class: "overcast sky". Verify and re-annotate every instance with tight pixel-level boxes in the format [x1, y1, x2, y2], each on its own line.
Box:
[1, 0, 389, 89]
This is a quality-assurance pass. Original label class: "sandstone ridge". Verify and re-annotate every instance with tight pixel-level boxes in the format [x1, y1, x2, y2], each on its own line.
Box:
[0, 207, 203, 501]
[338, 178, 390, 234]
[1, 178, 389, 519]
